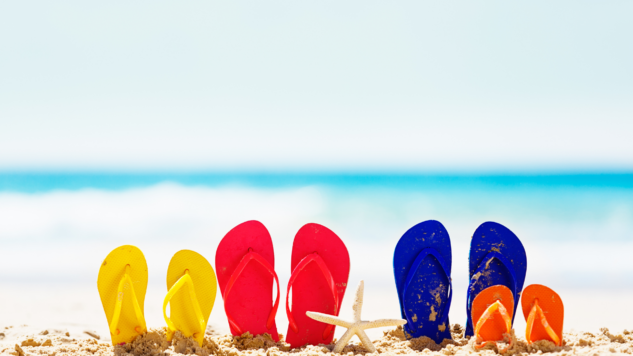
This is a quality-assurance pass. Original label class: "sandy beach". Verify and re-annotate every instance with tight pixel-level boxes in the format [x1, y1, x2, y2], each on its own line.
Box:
[2, 283, 633, 356]
[3, 324, 633, 356]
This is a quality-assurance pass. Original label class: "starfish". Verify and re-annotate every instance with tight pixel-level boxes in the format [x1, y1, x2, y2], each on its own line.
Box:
[306, 280, 407, 353]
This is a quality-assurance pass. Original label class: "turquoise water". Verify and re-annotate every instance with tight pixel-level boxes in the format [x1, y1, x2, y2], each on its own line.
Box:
[1, 172, 632, 192]
[0, 172, 632, 289]
[2, 173, 631, 245]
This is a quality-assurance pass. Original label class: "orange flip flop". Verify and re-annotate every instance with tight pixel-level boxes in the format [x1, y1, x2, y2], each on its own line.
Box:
[471, 285, 514, 352]
[521, 284, 564, 346]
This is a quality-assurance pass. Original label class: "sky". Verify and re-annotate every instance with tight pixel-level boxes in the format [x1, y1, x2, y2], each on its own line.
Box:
[1, 1, 632, 172]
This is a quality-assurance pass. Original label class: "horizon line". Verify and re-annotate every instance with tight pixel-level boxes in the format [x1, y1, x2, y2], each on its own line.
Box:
[1, 169, 633, 176]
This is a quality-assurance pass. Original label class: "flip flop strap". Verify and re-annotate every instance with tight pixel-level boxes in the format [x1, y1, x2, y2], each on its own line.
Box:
[402, 248, 452, 329]
[163, 271, 206, 339]
[286, 252, 339, 339]
[526, 300, 561, 346]
[224, 249, 280, 335]
[110, 265, 146, 337]
[474, 300, 512, 341]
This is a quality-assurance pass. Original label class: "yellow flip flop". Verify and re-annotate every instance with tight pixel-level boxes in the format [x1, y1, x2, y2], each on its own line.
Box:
[97, 245, 148, 345]
[163, 250, 217, 346]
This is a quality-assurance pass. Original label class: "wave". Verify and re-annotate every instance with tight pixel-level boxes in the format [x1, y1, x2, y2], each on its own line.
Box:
[0, 183, 631, 290]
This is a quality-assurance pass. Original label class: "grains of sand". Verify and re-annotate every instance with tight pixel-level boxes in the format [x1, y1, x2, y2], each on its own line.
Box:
[3, 325, 633, 356]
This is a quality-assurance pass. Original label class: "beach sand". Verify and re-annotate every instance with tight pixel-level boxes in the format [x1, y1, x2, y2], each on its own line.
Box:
[4, 282, 633, 355]
[2, 324, 633, 356]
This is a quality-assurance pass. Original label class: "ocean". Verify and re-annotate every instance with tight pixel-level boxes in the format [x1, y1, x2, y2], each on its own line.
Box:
[1, 173, 632, 340]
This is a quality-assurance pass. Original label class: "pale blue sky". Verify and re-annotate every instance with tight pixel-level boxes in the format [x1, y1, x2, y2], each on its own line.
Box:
[1, 1, 632, 172]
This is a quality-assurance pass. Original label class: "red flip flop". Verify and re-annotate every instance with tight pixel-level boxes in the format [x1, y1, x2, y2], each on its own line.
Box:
[215, 220, 280, 340]
[285, 223, 350, 348]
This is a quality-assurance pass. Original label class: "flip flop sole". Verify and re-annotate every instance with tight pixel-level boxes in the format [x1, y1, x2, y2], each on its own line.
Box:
[97, 245, 148, 345]
[285, 223, 350, 348]
[521, 284, 564, 344]
[165, 250, 217, 344]
[393, 220, 452, 342]
[215, 220, 279, 339]
[472, 285, 514, 341]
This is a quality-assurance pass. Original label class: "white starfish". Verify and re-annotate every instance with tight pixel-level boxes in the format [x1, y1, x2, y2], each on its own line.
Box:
[306, 280, 407, 353]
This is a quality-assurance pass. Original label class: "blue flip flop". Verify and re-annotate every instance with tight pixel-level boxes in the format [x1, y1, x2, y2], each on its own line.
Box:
[393, 220, 453, 343]
[464, 221, 527, 337]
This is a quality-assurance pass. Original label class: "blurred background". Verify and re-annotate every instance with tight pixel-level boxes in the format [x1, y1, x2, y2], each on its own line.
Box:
[1, 0, 632, 343]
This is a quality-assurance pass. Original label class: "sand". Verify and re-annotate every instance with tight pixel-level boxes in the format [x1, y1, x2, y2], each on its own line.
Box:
[2, 324, 633, 356]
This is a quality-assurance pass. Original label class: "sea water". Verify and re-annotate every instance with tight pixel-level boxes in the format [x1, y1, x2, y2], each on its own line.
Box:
[0, 173, 632, 340]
